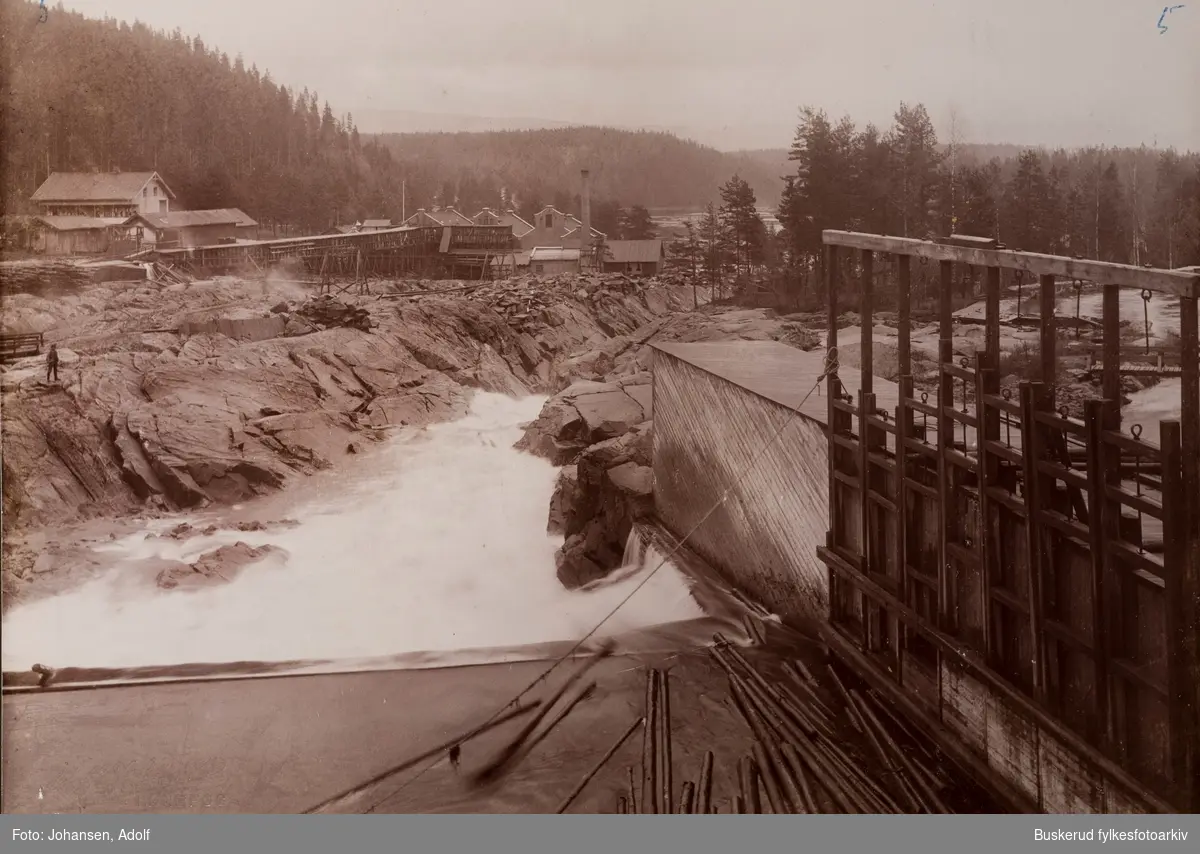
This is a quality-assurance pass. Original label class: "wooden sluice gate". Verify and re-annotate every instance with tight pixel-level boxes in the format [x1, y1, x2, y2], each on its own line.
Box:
[143, 224, 516, 281]
[818, 230, 1200, 813]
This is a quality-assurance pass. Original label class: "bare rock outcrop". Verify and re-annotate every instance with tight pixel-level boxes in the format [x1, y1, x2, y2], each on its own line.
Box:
[553, 422, 655, 589]
[1, 272, 700, 534]
[515, 374, 652, 465]
[155, 541, 285, 591]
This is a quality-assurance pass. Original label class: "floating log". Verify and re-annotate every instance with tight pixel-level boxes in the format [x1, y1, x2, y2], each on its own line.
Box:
[641, 669, 658, 814]
[554, 716, 644, 814]
[695, 751, 715, 816]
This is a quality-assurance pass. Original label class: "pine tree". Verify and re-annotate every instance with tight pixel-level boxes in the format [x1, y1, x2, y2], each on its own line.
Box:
[888, 103, 943, 237]
[699, 202, 732, 298]
[719, 174, 764, 277]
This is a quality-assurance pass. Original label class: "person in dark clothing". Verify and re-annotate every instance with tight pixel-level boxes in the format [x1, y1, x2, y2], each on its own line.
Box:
[46, 344, 59, 383]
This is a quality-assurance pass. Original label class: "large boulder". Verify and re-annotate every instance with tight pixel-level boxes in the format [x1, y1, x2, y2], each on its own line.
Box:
[156, 542, 286, 591]
[515, 375, 652, 465]
[553, 422, 655, 589]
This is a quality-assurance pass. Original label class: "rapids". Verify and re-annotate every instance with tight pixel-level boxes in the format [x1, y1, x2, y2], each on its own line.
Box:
[1, 393, 704, 671]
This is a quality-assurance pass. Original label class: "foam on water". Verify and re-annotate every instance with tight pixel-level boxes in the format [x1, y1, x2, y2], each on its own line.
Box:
[1, 393, 704, 670]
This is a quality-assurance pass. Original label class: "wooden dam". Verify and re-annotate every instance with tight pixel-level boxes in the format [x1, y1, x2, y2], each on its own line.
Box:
[651, 231, 1199, 814]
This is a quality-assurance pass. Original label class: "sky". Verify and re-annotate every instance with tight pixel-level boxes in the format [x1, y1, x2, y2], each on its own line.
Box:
[62, 0, 1200, 151]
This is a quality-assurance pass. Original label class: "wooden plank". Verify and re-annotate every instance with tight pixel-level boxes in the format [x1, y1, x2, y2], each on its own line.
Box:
[938, 260, 954, 641]
[1178, 295, 1200, 811]
[985, 266, 1001, 368]
[1084, 400, 1114, 748]
[1159, 420, 1193, 806]
[861, 249, 874, 395]
[898, 255, 912, 377]
[1039, 273, 1057, 391]
[896, 373, 913, 688]
[977, 357, 1000, 665]
[821, 230, 1200, 297]
[1102, 285, 1122, 417]
[1020, 382, 1050, 701]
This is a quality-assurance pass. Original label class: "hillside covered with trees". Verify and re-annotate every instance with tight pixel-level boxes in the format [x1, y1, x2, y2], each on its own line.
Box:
[0, 1, 778, 231]
[367, 128, 782, 220]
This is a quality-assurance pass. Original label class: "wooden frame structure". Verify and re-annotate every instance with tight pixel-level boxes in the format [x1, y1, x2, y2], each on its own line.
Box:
[144, 224, 515, 281]
[817, 230, 1200, 813]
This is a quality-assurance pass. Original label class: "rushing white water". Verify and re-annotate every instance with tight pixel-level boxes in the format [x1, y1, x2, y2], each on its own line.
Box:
[1, 393, 704, 671]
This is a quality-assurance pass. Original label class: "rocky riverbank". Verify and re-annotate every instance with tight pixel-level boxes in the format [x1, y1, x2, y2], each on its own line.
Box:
[0, 271, 702, 609]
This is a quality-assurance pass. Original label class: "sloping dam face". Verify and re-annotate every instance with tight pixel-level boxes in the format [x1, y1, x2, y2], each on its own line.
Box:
[650, 341, 886, 628]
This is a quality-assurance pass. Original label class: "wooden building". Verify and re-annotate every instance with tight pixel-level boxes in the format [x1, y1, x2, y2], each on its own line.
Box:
[519, 206, 605, 252]
[529, 246, 580, 275]
[31, 171, 175, 218]
[602, 239, 664, 276]
[125, 209, 257, 249]
[31, 216, 126, 255]
[473, 208, 535, 243]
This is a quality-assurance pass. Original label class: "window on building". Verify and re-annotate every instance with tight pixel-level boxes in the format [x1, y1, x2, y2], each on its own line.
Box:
[544, 214, 553, 229]
[143, 188, 148, 198]
[153, 186, 159, 196]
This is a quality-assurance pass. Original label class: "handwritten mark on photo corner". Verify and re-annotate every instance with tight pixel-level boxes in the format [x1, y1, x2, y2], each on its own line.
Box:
[1158, 4, 1185, 34]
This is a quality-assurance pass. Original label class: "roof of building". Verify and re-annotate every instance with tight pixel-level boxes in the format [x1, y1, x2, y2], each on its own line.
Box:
[127, 209, 257, 229]
[529, 247, 581, 262]
[562, 224, 608, 240]
[473, 208, 535, 236]
[361, 219, 393, 228]
[404, 208, 474, 227]
[605, 239, 664, 264]
[31, 171, 176, 203]
[34, 216, 128, 231]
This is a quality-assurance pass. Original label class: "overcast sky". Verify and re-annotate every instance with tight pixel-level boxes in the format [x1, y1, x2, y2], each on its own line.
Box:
[64, 0, 1199, 151]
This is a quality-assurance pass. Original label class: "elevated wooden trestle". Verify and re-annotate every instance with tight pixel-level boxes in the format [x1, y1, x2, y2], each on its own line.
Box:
[818, 230, 1200, 813]
[143, 224, 517, 281]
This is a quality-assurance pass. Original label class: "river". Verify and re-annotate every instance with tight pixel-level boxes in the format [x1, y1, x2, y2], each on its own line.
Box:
[0, 393, 704, 671]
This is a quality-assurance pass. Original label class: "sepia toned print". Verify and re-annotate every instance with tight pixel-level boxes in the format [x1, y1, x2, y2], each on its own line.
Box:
[1, 0, 1196, 817]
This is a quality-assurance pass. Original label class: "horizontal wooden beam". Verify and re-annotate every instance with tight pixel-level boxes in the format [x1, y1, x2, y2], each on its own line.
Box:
[822, 230, 1200, 298]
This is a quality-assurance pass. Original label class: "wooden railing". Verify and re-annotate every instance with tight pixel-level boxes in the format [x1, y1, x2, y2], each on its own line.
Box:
[0, 332, 45, 361]
[817, 230, 1200, 813]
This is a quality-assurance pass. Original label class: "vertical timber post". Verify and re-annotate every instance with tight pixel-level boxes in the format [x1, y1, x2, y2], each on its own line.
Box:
[1102, 285, 1122, 420]
[1020, 382, 1050, 701]
[826, 243, 841, 625]
[1160, 420, 1192, 805]
[859, 250, 874, 650]
[1084, 398, 1113, 746]
[896, 254, 912, 684]
[1039, 274, 1058, 396]
[937, 260, 954, 633]
[1177, 293, 1200, 810]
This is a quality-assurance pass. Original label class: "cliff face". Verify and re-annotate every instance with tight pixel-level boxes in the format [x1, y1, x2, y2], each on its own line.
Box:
[0, 272, 697, 532]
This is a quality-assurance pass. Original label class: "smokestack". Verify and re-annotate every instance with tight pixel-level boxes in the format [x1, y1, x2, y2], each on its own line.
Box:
[580, 169, 592, 271]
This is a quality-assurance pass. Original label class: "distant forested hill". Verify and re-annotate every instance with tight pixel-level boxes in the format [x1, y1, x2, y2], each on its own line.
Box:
[366, 128, 783, 218]
[0, 0, 779, 230]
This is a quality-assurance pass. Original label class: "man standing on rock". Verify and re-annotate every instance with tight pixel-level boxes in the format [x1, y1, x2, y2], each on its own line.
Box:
[45, 343, 59, 383]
